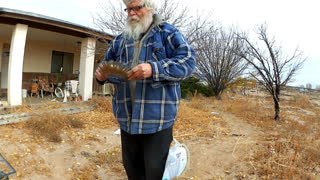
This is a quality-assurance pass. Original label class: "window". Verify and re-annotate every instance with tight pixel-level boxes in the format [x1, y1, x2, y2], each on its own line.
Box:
[51, 51, 74, 73]
[3, 52, 9, 57]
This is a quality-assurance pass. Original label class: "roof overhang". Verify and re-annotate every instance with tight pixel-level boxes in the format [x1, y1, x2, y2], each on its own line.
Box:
[0, 7, 114, 42]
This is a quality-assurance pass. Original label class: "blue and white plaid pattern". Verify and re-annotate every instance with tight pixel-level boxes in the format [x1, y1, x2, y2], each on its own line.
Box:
[65, 80, 72, 91]
[103, 19, 196, 134]
[65, 80, 79, 93]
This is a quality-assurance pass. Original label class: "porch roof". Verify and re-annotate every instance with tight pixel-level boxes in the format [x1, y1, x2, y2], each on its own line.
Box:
[0, 7, 114, 41]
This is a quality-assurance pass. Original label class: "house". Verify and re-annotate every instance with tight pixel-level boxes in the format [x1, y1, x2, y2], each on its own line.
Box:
[0, 7, 114, 106]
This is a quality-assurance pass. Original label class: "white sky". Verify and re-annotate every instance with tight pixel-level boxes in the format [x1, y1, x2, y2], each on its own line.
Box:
[1, 0, 319, 87]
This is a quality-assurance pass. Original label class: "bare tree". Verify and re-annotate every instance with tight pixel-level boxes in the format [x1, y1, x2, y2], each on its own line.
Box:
[93, 1, 127, 35]
[92, 0, 208, 63]
[237, 24, 306, 120]
[93, 0, 197, 36]
[155, 0, 189, 29]
[195, 25, 248, 99]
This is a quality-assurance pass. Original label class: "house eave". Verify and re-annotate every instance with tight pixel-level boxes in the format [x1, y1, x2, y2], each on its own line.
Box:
[0, 7, 114, 42]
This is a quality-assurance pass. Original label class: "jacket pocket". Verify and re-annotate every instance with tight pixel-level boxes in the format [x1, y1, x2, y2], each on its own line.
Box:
[151, 42, 166, 61]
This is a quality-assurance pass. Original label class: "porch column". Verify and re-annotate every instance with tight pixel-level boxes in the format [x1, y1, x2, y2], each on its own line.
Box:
[79, 37, 96, 101]
[8, 24, 28, 106]
[0, 42, 2, 95]
[0, 42, 3, 65]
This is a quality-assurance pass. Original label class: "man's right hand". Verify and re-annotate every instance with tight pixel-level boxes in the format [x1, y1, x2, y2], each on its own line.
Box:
[95, 67, 108, 81]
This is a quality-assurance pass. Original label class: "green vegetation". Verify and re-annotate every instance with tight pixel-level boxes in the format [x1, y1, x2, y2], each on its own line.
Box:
[181, 77, 214, 98]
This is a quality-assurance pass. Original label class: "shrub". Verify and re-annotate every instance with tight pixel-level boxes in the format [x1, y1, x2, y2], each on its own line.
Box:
[181, 77, 214, 98]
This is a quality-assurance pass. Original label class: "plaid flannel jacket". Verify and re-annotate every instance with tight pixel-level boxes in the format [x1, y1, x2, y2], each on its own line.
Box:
[102, 15, 196, 134]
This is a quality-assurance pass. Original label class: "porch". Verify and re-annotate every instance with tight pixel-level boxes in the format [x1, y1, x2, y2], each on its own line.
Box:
[0, 8, 114, 106]
[0, 71, 112, 106]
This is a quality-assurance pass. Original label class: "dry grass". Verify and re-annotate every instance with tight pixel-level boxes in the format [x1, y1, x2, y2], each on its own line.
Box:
[85, 94, 320, 178]
[2, 101, 64, 115]
[93, 146, 124, 174]
[70, 166, 99, 180]
[2, 93, 319, 179]
[70, 146, 125, 180]
[24, 112, 84, 142]
[247, 132, 320, 179]
[88, 96, 113, 112]
[81, 96, 117, 129]
[6, 98, 114, 143]
[220, 96, 276, 129]
[69, 118, 84, 128]
[286, 94, 313, 109]
[0, 157, 12, 175]
[175, 95, 230, 140]
[217, 94, 320, 179]
[2, 103, 33, 114]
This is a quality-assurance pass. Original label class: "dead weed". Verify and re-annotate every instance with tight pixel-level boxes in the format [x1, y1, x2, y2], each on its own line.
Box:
[287, 94, 313, 109]
[70, 146, 125, 179]
[24, 112, 84, 143]
[175, 97, 229, 139]
[89, 96, 113, 112]
[217, 95, 320, 179]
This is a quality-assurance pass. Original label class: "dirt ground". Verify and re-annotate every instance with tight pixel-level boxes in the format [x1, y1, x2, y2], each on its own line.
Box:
[178, 112, 263, 179]
[0, 92, 319, 179]
[0, 102, 262, 179]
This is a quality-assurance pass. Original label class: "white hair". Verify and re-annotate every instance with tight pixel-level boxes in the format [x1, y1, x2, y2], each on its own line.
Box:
[122, 0, 157, 12]
[124, 11, 153, 40]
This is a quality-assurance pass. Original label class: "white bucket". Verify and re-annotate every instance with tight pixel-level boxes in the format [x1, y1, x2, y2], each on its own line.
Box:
[22, 89, 27, 98]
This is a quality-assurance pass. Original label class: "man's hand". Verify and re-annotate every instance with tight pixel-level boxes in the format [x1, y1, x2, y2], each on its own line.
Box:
[128, 63, 153, 80]
[95, 67, 108, 81]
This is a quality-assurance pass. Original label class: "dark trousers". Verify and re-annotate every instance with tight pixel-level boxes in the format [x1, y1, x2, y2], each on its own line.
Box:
[120, 127, 173, 180]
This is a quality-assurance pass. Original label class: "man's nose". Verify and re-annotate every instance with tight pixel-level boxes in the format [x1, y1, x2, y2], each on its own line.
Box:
[128, 9, 137, 16]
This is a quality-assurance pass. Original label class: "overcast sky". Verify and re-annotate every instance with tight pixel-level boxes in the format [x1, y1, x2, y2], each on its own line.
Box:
[1, 0, 319, 87]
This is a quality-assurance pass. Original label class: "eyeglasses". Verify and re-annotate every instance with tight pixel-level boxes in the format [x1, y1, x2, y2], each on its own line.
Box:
[124, 4, 145, 12]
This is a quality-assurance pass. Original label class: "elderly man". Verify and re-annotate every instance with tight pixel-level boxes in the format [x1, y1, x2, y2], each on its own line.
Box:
[95, 0, 196, 179]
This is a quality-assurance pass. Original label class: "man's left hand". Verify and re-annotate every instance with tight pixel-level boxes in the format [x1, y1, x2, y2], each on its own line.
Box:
[128, 63, 153, 80]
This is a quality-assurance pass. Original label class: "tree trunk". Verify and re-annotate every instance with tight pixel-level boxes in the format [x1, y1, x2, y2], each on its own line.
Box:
[212, 87, 222, 100]
[215, 93, 222, 100]
[273, 93, 280, 120]
[274, 86, 281, 120]
[274, 100, 280, 120]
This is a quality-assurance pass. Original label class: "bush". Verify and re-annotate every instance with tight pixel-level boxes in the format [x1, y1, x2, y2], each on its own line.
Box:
[181, 77, 213, 98]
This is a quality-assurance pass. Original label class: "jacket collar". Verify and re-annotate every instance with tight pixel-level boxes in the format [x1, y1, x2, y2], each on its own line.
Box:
[143, 14, 164, 40]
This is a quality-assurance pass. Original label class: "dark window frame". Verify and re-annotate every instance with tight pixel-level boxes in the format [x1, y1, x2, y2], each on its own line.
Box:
[51, 50, 74, 74]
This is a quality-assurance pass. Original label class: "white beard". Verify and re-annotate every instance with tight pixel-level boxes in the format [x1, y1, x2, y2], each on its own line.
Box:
[124, 12, 153, 40]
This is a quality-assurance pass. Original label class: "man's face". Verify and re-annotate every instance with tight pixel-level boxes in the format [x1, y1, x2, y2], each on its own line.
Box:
[126, 0, 149, 23]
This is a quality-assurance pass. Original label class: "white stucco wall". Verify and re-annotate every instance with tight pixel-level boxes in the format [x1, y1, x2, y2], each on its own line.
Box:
[23, 41, 81, 73]
[0, 24, 82, 74]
